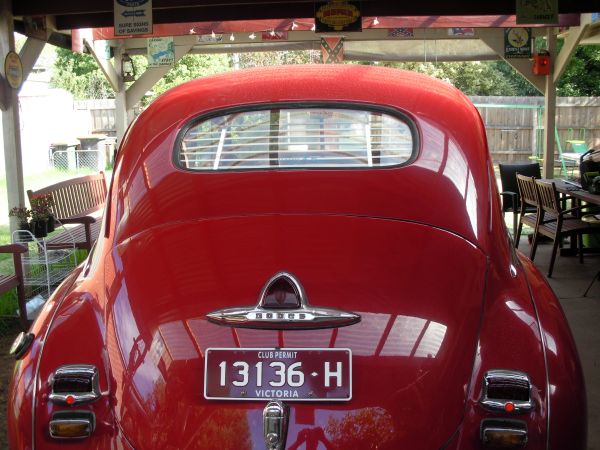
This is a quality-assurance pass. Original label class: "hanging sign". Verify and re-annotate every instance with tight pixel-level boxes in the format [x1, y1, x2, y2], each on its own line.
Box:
[147, 37, 174, 67]
[516, 0, 558, 24]
[114, 0, 152, 36]
[315, 1, 362, 33]
[4, 51, 23, 90]
[321, 37, 345, 63]
[504, 27, 532, 59]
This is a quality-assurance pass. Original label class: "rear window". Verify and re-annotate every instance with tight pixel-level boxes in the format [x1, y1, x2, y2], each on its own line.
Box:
[177, 107, 415, 170]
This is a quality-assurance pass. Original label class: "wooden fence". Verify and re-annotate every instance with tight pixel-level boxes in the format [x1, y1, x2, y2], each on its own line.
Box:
[71, 96, 600, 165]
[470, 96, 600, 165]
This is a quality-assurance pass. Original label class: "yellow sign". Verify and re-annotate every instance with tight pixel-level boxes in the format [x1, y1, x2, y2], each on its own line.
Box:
[4, 51, 23, 90]
[315, 1, 362, 32]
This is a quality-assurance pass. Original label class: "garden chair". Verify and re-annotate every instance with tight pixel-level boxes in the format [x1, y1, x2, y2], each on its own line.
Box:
[532, 180, 600, 277]
[499, 162, 541, 238]
[0, 244, 28, 330]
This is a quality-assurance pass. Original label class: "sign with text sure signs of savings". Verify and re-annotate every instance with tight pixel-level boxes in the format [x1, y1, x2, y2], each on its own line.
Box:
[114, 0, 153, 36]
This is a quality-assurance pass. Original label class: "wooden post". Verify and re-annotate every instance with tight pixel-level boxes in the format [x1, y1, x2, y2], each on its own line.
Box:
[0, 0, 26, 232]
[542, 28, 557, 179]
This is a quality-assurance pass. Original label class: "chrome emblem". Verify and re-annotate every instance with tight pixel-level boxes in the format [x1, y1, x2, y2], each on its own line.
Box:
[263, 400, 289, 450]
[206, 272, 361, 329]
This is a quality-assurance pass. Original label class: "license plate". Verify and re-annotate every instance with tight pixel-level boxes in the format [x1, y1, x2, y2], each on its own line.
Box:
[204, 348, 352, 401]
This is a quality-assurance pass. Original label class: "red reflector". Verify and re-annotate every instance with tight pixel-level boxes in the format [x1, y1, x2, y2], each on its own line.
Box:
[504, 402, 515, 413]
[262, 277, 301, 309]
[66, 395, 75, 405]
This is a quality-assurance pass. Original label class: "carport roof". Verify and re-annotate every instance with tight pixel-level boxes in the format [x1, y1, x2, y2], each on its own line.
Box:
[11, 0, 600, 30]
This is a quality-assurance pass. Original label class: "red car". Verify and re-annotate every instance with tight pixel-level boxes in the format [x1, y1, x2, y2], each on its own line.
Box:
[8, 65, 586, 449]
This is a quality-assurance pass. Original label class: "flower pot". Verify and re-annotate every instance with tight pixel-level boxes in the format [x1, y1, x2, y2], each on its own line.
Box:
[47, 215, 55, 232]
[18, 221, 33, 241]
[32, 219, 48, 238]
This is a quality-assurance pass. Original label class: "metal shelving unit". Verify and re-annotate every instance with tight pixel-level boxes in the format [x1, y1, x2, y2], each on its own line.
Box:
[12, 225, 78, 303]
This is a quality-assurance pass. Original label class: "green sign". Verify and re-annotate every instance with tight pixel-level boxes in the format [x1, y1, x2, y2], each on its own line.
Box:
[516, 0, 558, 25]
[504, 27, 532, 59]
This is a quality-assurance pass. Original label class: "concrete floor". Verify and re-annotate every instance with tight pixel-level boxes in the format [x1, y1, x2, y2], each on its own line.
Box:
[517, 238, 600, 450]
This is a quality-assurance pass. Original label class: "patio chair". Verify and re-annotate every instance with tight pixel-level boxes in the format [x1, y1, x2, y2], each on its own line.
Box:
[532, 180, 600, 277]
[515, 174, 542, 249]
[0, 244, 28, 330]
[499, 162, 541, 238]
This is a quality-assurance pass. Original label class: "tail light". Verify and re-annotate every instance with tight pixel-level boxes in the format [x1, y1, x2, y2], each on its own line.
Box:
[481, 419, 528, 448]
[49, 365, 100, 406]
[49, 410, 95, 439]
[480, 369, 533, 414]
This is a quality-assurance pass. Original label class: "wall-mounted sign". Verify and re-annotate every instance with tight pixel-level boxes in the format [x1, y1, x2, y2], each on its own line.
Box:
[516, 0, 558, 24]
[448, 28, 475, 37]
[315, 1, 362, 33]
[198, 34, 223, 44]
[504, 27, 532, 59]
[114, 0, 152, 36]
[148, 37, 174, 67]
[4, 51, 23, 90]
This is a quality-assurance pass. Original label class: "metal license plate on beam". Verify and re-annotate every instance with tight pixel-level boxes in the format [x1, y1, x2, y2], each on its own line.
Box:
[204, 348, 352, 401]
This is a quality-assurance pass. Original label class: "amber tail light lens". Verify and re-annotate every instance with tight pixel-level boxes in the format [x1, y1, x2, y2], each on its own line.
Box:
[49, 365, 100, 405]
[49, 411, 95, 439]
[480, 419, 527, 448]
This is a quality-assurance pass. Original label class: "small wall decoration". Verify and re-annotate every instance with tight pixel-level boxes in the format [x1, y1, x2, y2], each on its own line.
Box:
[315, 1, 362, 33]
[516, 0, 558, 25]
[4, 51, 23, 90]
[504, 27, 532, 59]
[321, 37, 345, 63]
[388, 28, 414, 38]
[147, 37, 175, 67]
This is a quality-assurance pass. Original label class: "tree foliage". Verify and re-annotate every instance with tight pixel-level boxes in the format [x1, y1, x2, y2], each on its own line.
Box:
[51, 48, 113, 99]
[51, 41, 599, 101]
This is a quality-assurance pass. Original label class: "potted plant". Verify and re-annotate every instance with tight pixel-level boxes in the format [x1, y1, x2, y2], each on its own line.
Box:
[30, 194, 52, 238]
[42, 194, 56, 232]
[9, 206, 31, 233]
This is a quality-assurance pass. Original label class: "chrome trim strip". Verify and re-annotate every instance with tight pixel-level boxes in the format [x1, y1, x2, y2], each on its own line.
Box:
[480, 369, 533, 414]
[49, 365, 100, 405]
[207, 272, 361, 330]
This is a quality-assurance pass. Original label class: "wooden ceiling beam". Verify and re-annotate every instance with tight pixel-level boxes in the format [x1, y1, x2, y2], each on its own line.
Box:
[15, 0, 600, 28]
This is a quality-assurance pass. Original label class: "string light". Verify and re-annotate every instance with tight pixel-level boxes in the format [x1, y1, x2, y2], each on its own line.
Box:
[229, 33, 235, 41]
[211, 30, 216, 39]
[291, 21, 297, 30]
[189, 28, 195, 34]
[373, 17, 379, 26]
[270, 29, 276, 36]
[311, 24, 316, 31]
[249, 32, 256, 39]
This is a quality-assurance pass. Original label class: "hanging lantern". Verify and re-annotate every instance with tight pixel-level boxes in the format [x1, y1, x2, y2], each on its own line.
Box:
[533, 51, 550, 76]
[121, 53, 136, 82]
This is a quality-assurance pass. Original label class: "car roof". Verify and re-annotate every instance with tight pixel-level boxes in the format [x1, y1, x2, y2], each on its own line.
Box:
[114, 65, 494, 248]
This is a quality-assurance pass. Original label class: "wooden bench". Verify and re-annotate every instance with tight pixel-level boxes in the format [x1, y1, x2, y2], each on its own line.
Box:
[27, 172, 107, 252]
